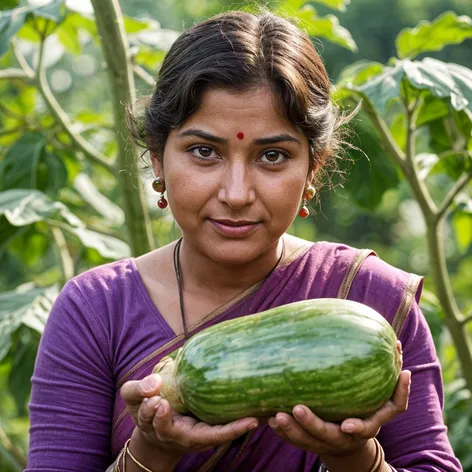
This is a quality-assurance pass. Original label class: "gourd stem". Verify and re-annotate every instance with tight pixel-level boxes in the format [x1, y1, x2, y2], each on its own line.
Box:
[153, 356, 187, 414]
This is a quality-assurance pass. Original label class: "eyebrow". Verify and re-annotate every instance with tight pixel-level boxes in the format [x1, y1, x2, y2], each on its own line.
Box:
[178, 128, 301, 146]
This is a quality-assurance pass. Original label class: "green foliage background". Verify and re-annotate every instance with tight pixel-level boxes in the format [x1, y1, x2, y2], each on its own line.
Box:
[0, 0, 471, 469]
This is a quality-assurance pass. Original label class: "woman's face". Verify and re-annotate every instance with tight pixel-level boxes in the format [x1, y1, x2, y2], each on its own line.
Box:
[153, 86, 313, 264]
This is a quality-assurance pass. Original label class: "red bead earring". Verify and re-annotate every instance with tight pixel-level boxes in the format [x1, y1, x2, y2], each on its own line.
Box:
[299, 185, 316, 218]
[152, 177, 168, 209]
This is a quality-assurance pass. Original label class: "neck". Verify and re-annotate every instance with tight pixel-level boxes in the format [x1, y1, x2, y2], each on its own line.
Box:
[177, 237, 284, 298]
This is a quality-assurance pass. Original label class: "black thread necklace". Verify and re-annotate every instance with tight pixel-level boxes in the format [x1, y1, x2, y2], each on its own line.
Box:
[173, 237, 285, 340]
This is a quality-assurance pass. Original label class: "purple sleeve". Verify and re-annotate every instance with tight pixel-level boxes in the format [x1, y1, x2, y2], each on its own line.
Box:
[26, 279, 115, 471]
[378, 301, 463, 472]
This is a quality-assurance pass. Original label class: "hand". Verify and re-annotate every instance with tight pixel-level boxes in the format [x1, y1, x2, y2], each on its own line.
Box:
[120, 373, 259, 457]
[268, 342, 411, 458]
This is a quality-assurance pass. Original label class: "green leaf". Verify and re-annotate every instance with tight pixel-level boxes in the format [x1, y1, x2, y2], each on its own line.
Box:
[124, 16, 151, 34]
[0, 0, 65, 55]
[9, 326, 40, 416]
[73, 173, 125, 225]
[278, 0, 350, 12]
[0, 0, 19, 11]
[134, 46, 165, 71]
[403, 59, 472, 119]
[416, 93, 450, 127]
[294, 5, 357, 52]
[396, 11, 472, 60]
[453, 210, 472, 251]
[428, 151, 472, 180]
[390, 114, 407, 151]
[337, 60, 384, 88]
[0, 6, 31, 56]
[343, 118, 400, 210]
[0, 133, 67, 197]
[56, 15, 81, 54]
[0, 189, 83, 227]
[0, 284, 58, 362]
[419, 289, 444, 352]
[312, 0, 351, 12]
[355, 63, 405, 113]
[0, 133, 46, 191]
[71, 227, 130, 259]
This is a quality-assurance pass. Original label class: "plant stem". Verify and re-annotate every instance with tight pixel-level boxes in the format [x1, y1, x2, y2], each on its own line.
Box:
[133, 64, 155, 87]
[0, 426, 26, 470]
[403, 98, 472, 392]
[0, 68, 33, 82]
[436, 166, 472, 222]
[363, 93, 472, 392]
[91, 0, 154, 255]
[50, 226, 74, 283]
[34, 34, 117, 177]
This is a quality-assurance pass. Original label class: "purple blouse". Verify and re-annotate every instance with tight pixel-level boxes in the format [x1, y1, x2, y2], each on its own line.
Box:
[26, 241, 463, 471]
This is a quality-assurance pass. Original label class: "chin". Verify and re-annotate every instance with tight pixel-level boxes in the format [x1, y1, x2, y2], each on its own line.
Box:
[199, 236, 271, 265]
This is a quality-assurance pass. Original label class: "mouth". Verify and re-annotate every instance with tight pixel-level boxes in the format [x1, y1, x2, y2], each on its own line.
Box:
[208, 218, 261, 238]
[210, 219, 259, 226]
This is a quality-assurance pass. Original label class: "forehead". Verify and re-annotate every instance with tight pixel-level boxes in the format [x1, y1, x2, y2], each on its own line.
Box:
[181, 86, 298, 135]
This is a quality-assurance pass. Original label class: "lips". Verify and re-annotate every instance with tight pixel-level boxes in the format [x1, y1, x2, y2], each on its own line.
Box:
[208, 218, 260, 238]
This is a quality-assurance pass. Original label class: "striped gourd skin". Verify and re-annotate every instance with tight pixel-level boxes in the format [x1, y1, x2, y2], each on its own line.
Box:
[175, 299, 400, 425]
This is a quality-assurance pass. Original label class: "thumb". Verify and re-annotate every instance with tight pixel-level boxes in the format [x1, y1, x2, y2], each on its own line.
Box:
[121, 374, 162, 405]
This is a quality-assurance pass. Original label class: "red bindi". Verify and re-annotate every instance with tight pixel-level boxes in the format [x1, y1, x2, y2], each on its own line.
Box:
[237, 132, 245, 140]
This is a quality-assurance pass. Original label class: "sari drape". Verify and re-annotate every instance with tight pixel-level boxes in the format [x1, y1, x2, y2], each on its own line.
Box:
[26, 240, 462, 472]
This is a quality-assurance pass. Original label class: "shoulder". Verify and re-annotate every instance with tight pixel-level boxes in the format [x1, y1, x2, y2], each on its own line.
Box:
[49, 258, 137, 332]
[347, 249, 424, 333]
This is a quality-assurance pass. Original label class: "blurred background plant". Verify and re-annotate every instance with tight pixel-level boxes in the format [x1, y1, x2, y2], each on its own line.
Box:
[0, 0, 471, 469]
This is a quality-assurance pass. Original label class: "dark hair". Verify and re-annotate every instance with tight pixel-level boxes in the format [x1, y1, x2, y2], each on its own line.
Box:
[130, 10, 352, 190]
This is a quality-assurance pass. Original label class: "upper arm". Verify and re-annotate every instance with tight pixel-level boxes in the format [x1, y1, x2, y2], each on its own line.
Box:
[26, 280, 115, 471]
[378, 301, 463, 472]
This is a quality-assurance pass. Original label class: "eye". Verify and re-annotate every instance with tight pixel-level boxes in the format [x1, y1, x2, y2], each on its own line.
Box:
[258, 150, 289, 166]
[189, 146, 219, 160]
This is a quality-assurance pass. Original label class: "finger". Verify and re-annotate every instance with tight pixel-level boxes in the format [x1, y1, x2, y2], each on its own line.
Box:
[152, 399, 178, 443]
[341, 370, 412, 438]
[121, 374, 162, 405]
[187, 417, 258, 447]
[136, 395, 162, 434]
[268, 412, 333, 452]
[292, 406, 354, 447]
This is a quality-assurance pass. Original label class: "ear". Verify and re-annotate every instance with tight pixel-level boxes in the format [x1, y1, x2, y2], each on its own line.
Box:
[306, 161, 318, 188]
[150, 151, 163, 178]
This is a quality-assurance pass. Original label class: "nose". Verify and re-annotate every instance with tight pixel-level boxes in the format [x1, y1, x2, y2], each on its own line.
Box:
[217, 161, 256, 210]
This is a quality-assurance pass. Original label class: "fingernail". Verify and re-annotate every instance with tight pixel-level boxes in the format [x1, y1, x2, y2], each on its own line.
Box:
[143, 375, 157, 392]
[156, 402, 165, 416]
[276, 415, 289, 428]
[268, 418, 276, 428]
[294, 406, 305, 420]
[343, 422, 355, 433]
[248, 423, 258, 430]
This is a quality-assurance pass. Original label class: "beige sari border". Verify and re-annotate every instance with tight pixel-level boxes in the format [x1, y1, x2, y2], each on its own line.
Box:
[337, 249, 377, 300]
[391, 273, 423, 337]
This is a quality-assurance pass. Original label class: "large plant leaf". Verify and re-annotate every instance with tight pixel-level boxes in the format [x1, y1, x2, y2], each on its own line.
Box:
[342, 118, 400, 210]
[0, 189, 82, 227]
[294, 5, 357, 52]
[396, 12, 472, 60]
[0, 189, 130, 258]
[453, 210, 472, 252]
[354, 63, 405, 113]
[0, 284, 58, 362]
[72, 227, 130, 259]
[350, 59, 472, 119]
[9, 326, 40, 416]
[73, 173, 124, 225]
[0, 0, 65, 56]
[279, 0, 350, 12]
[403, 59, 472, 119]
[0, 133, 45, 191]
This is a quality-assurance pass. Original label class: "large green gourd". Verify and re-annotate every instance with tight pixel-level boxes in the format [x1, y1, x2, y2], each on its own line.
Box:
[153, 299, 401, 424]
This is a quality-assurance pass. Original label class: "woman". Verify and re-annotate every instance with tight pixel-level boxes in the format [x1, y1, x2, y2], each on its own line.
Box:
[26, 10, 462, 472]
